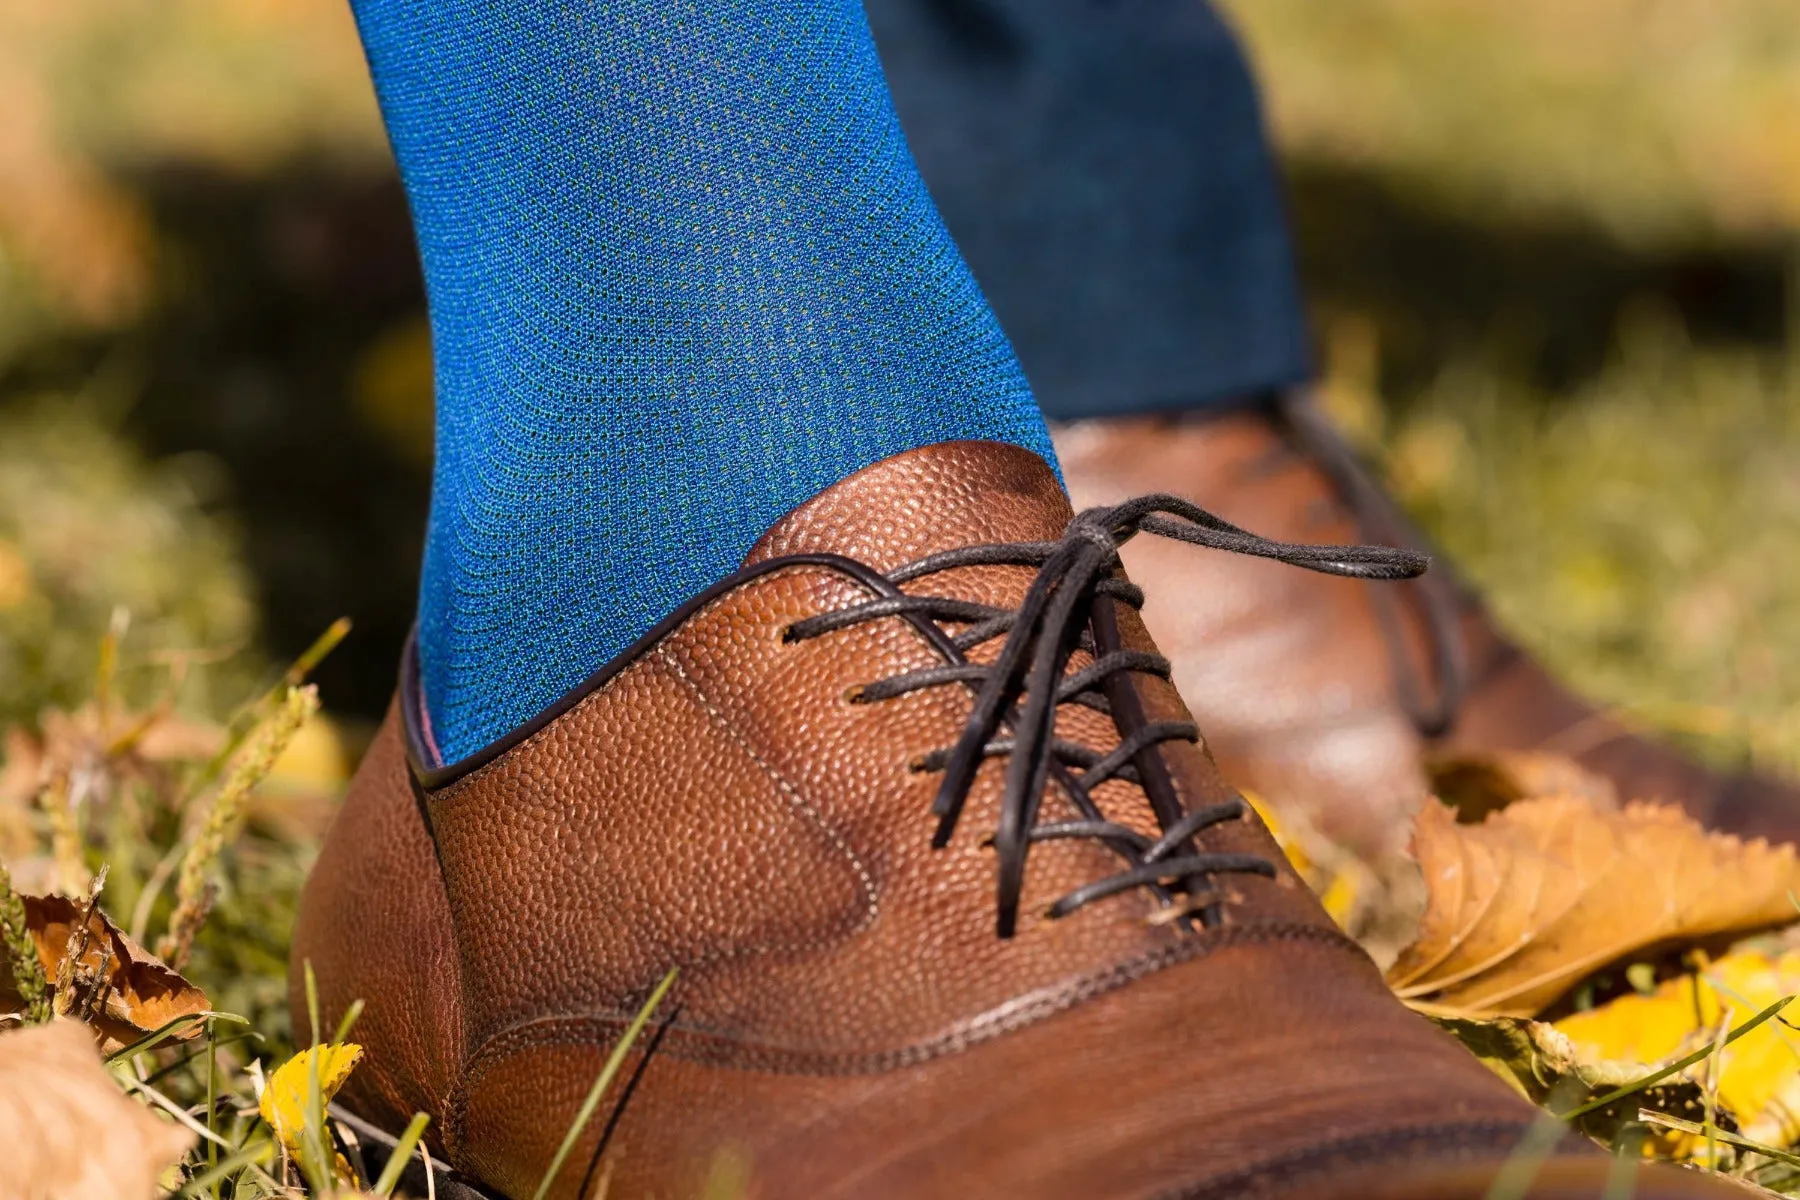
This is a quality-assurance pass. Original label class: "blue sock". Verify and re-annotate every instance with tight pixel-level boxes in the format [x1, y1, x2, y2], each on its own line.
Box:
[349, 0, 1057, 763]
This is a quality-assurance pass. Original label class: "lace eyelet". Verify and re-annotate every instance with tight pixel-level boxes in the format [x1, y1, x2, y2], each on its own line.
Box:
[1144, 890, 1218, 927]
[765, 493, 1414, 936]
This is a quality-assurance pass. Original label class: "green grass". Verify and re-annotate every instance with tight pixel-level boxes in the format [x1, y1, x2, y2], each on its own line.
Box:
[2, 1, 1799, 1193]
[0, 400, 261, 731]
[1218, 0, 1800, 244]
[1354, 322, 1800, 779]
[0, 615, 334, 1195]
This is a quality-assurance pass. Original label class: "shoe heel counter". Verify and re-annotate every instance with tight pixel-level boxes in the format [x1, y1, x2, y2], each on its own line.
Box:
[291, 703, 466, 1150]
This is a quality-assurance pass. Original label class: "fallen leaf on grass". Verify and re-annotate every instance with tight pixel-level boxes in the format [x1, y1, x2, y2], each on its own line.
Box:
[0, 893, 209, 1052]
[1426, 751, 1617, 820]
[1244, 790, 1368, 929]
[0, 1017, 193, 1199]
[1432, 1011, 1712, 1151]
[0, 705, 225, 803]
[1557, 949, 1800, 1151]
[1388, 797, 1800, 1017]
[261, 1041, 364, 1156]
[0, 728, 39, 863]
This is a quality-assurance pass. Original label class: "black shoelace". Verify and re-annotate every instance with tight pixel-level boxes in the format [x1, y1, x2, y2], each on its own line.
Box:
[784, 494, 1428, 938]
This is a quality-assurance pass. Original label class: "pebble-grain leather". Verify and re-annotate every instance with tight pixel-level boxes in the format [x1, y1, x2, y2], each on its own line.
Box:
[293, 441, 1749, 1199]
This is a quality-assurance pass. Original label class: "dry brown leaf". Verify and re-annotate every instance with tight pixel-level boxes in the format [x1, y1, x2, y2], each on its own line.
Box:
[1388, 796, 1800, 1017]
[3, 704, 225, 810]
[0, 727, 39, 864]
[0, 894, 209, 1053]
[132, 713, 227, 764]
[0, 1018, 193, 1199]
[1426, 750, 1617, 821]
[0, 725, 41, 808]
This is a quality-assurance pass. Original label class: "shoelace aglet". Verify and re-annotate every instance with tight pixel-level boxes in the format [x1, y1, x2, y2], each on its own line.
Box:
[992, 826, 1033, 940]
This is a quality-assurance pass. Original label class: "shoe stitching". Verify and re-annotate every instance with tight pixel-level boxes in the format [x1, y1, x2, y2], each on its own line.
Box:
[429, 567, 891, 1098]
[656, 638, 881, 936]
[456, 919, 1369, 1082]
[1157, 1117, 1586, 1200]
[781, 497, 1423, 936]
[417, 559, 849, 789]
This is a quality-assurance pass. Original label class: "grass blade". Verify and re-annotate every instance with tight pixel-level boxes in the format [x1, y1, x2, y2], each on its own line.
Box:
[531, 969, 678, 1200]
[174, 1139, 275, 1197]
[106, 1011, 249, 1066]
[372, 1112, 433, 1197]
[1560, 993, 1794, 1119]
[143, 1031, 260, 1087]
[117, 1073, 233, 1149]
[333, 996, 366, 1046]
[301, 959, 335, 1192]
[204, 1015, 218, 1185]
[181, 617, 349, 811]
[0, 859, 51, 1024]
[1638, 1111, 1800, 1170]
[1484, 1079, 1583, 1200]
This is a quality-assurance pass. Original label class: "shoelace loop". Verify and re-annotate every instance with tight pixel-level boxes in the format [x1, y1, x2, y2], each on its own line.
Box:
[785, 493, 1428, 938]
[1272, 395, 1469, 734]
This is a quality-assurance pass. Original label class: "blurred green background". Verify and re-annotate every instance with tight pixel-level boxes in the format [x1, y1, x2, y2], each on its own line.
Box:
[1, 0, 1797, 775]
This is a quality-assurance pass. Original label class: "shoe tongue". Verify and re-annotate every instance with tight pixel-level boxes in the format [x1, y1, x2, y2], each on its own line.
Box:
[743, 441, 1073, 571]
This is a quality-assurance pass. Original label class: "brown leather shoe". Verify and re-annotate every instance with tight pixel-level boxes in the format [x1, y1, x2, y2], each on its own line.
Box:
[1053, 399, 1800, 857]
[293, 442, 1738, 1199]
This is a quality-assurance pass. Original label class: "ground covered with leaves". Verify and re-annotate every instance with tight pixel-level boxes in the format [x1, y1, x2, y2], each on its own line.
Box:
[15, 620, 1800, 1196]
[2, 0, 1800, 1197]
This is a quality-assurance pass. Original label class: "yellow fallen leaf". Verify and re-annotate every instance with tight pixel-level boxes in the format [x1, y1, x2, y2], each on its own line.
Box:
[1388, 797, 1800, 1017]
[1243, 791, 1317, 876]
[265, 711, 349, 793]
[1557, 949, 1800, 1150]
[0, 1018, 193, 1199]
[261, 1042, 363, 1155]
[1244, 790, 1365, 928]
